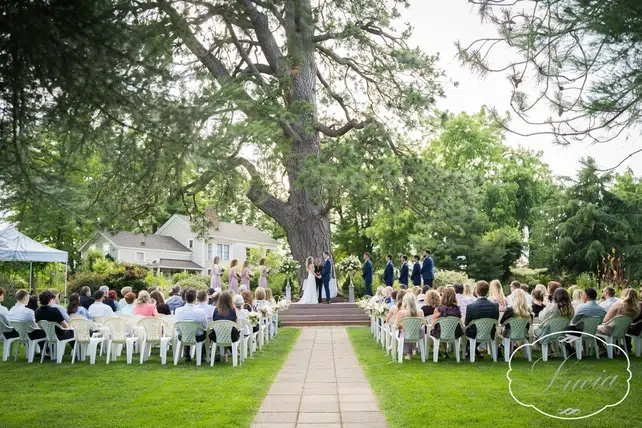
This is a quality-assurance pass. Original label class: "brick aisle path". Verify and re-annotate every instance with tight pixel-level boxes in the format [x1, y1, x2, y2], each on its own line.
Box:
[252, 326, 387, 428]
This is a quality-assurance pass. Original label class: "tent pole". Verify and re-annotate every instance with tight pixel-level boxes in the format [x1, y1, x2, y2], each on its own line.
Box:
[29, 262, 33, 293]
[64, 262, 68, 304]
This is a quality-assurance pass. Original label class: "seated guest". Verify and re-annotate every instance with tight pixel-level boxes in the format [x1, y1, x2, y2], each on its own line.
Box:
[79, 286, 94, 310]
[500, 289, 531, 338]
[531, 289, 547, 318]
[597, 288, 640, 337]
[533, 284, 549, 306]
[67, 293, 90, 319]
[108, 290, 119, 311]
[0, 287, 8, 316]
[211, 291, 221, 307]
[505, 281, 521, 307]
[241, 290, 260, 334]
[626, 293, 642, 350]
[234, 295, 251, 338]
[150, 290, 171, 315]
[547, 281, 561, 304]
[464, 281, 499, 358]
[455, 283, 476, 320]
[27, 295, 38, 311]
[119, 292, 137, 315]
[396, 293, 424, 360]
[6, 289, 45, 342]
[570, 288, 606, 329]
[421, 289, 441, 317]
[133, 290, 159, 317]
[520, 284, 532, 305]
[207, 288, 216, 305]
[166, 285, 184, 313]
[571, 289, 584, 309]
[210, 291, 240, 355]
[436, 286, 444, 296]
[196, 290, 215, 321]
[534, 288, 574, 339]
[174, 289, 207, 363]
[35, 290, 75, 344]
[254, 287, 269, 310]
[374, 286, 385, 302]
[383, 286, 394, 304]
[599, 286, 620, 312]
[49, 289, 70, 323]
[488, 280, 507, 311]
[88, 290, 115, 319]
[386, 289, 406, 323]
[99, 286, 117, 312]
[118, 286, 132, 310]
[265, 288, 275, 304]
[386, 290, 397, 308]
[431, 287, 463, 356]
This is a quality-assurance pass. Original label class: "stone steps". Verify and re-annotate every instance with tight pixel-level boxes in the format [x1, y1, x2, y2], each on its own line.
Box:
[280, 303, 369, 326]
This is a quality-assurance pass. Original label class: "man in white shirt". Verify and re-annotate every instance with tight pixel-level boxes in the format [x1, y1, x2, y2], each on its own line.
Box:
[50, 289, 70, 322]
[196, 290, 215, 322]
[88, 290, 114, 319]
[7, 289, 45, 342]
[599, 287, 620, 312]
[175, 289, 207, 363]
[0, 287, 9, 316]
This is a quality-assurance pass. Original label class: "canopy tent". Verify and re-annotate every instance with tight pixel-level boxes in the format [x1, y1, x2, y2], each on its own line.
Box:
[0, 224, 68, 297]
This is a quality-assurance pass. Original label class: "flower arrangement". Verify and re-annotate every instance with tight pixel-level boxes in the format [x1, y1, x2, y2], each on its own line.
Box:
[247, 311, 261, 324]
[279, 257, 301, 279]
[277, 299, 291, 311]
[375, 302, 389, 317]
[258, 305, 272, 318]
[337, 255, 362, 275]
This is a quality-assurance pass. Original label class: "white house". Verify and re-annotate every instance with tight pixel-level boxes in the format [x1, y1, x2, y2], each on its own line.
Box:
[80, 214, 280, 274]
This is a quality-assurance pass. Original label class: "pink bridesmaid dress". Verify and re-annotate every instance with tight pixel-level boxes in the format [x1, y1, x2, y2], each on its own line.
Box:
[211, 264, 221, 288]
[258, 266, 268, 288]
[228, 268, 239, 293]
[241, 267, 251, 288]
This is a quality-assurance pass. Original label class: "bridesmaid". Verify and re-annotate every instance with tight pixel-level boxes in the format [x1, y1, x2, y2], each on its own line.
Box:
[228, 259, 240, 293]
[211, 256, 223, 289]
[241, 261, 252, 288]
[258, 258, 268, 289]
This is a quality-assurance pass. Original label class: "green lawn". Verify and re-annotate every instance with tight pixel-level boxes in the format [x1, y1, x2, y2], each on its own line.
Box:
[347, 327, 641, 428]
[0, 328, 300, 428]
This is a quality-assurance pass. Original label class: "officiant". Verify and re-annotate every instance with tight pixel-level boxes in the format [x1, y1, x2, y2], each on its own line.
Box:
[314, 258, 323, 304]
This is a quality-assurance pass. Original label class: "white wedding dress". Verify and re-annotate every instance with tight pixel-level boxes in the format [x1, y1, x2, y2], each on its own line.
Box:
[297, 266, 318, 304]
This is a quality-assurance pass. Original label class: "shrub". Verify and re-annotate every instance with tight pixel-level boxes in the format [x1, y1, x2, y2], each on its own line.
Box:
[144, 272, 172, 294]
[433, 270, 470, 288]
[104, 264, 148, 293]
[68, 272, 107, 295]
[575, 272, 599, 289]
[175, 278, 209, 291]
[171, 272, 191, 284]
[509, 267, 549, 287]
[340, 274, 366, 298]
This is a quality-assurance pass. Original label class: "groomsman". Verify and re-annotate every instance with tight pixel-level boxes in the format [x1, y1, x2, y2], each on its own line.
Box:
[421, 249, 435, 288]
[411, 255, 422, 286]
[383, 254, 394, 287]
[362, 252, 373, 296]
[398, 256, 409, 289]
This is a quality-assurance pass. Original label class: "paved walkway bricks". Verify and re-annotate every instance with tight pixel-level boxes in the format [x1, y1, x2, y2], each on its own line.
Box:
[252, 326, 387, 428]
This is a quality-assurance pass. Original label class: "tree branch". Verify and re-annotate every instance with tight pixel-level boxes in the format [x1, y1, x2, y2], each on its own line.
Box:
[316, 119, 371, 137]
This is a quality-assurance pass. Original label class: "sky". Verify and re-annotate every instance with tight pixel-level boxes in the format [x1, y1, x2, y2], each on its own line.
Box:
[402, 1, 641, 178]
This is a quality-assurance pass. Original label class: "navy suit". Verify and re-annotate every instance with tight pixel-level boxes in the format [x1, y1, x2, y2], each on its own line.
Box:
[398, 263, 409, 288]
[421, 256, 434, 287]
[362, 259, 373, 296]
[465, 297, 500, 339]
[321, 258, 332, 303]
[383, 261, 394, 286]
[411, 261, 421, 286]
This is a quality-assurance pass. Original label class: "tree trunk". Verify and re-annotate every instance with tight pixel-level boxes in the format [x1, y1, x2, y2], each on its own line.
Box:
[283, 212, 331, 286]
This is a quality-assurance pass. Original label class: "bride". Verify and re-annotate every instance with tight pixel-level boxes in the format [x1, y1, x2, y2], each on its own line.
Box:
[297, 256, 318, 304]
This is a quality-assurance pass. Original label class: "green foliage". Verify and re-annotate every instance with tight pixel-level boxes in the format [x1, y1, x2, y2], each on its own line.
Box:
[175, 278, 209, 292]
[509, 267, 549, 287]
[103, 264, 149, 294]
[68, 272, 107, 295]
[171, 272, 191, 284]
[433, 270, 471, 288]
[575, 272, 599, 289]
[144, 272, 172, 294]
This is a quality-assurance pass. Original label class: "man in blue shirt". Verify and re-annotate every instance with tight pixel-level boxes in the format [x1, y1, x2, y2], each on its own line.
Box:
[571, 288, 606, 328]
[175, 289, 207, 362]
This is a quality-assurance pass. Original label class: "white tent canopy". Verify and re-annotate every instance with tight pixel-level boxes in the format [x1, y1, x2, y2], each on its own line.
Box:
[0, 224, 68, 262]
[0, 224, 68, 297]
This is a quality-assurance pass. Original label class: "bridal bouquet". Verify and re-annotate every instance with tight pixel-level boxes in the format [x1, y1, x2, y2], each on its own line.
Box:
[337, 255, 361, 275]
[279, 257, 301, 279]
[247, 312, 261, 325]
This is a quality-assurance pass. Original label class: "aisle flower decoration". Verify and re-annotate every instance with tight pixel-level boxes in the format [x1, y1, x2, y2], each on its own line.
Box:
[258, 305, 272, 318]
[279, 257, 301, 300]
[247, 311, 261, 324]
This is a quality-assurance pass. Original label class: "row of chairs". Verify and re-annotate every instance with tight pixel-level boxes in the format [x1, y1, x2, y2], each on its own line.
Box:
[0, 312, 277, 367]
[369, 312, 642, 363]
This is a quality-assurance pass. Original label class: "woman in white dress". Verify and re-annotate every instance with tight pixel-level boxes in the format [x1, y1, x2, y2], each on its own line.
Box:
[298, 257, 318, 304]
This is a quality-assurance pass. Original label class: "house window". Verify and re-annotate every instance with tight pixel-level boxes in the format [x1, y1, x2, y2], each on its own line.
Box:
[216, 244, 230, 260]
[135, 252, 145, 263]
[207, 243, 213, 260]
[102, 243, 110, 255]
[188, 239, 194, 249]
[246, 247, 251, 258]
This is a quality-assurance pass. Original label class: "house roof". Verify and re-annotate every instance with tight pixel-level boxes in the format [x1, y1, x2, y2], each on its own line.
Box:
[107, 231, 191, 252]
[152, 258, 203, 270]
[174, 214, 279, 246]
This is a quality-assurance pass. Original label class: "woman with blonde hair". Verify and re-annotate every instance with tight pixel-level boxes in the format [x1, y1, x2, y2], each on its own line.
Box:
[374, 286, 385, 301]
[436, 286, 444, 296]
[421, 289, 441, 317]
[463, 283, 474, 297]
[386, 289, 406, 323]
[258, 258, 268, 288]
[396, 293, 424, 360]
[265, 287, 275, 304]
[597, 288, 641, 337]
[211, 256, 223, 289]
[571, 288, 584, 308]
[133, 290, 159, 317]
[500, 289, 531, 338]
[488, 280, 507, 311]
[533, 284, 548, 304]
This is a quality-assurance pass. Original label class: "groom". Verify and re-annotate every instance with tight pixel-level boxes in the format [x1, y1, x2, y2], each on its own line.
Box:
[321, 251, 332, 304]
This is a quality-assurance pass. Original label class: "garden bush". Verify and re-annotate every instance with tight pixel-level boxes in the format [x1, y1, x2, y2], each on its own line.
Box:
[509, 266, 549, 287]
[175, 277, 209, 291]
[68, 272, 107, 295]
[104, 264, 148, 293]
[171, 272, 191, 284]
[433, 270, 470, 288]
